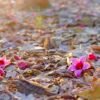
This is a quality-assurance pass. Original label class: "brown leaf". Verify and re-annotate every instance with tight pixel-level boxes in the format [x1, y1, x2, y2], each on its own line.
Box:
[78, 78, 100, 100]
[91, 45, 100, 52]
[16, 0, 51, 11]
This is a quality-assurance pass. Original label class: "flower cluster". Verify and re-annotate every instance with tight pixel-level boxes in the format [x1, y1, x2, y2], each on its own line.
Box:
[67, 53, 97, 77]
[14, 55, 30, 70]
[0, 55, 30, 80]
[0, 52, 97, 80]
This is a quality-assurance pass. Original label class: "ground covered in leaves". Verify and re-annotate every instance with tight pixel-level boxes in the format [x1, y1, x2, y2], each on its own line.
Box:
[0, 0, 100, 100]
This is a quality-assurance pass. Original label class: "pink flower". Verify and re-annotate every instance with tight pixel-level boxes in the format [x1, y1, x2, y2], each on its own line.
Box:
[68, 56, 90, 77]
[0, 68, 5, 80]
[0, 56, 10, 69]
[17, 60, 29, 70]
[88, 53, 97, 61]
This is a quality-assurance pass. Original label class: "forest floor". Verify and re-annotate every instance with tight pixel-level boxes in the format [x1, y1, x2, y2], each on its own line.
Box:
[0, 0, 100, 100]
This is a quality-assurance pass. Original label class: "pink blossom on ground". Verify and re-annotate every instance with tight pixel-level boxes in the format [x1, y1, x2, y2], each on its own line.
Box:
[0, 56, 10, 69]
[68, 56, 90, 77]
[17, 60, 29, 70]
[87, 53, 97, 61]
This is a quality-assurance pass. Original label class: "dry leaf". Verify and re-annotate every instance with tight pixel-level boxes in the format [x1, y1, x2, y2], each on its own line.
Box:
[91, 45, 100, 52]
[16, 0, 51, 11]
[78, 78, 100, 100]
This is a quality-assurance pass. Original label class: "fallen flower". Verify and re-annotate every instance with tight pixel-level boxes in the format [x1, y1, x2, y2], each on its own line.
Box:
[68, 56, 90, 77]
[17, 60, 29, 70]
[0, 56, 10, 69]
[88, 53, 97, 61]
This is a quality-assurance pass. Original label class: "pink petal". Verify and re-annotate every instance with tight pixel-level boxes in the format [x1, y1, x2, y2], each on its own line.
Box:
[14, 55, 21, 60]
[74, 70, 82, 77]
[0, 68, 5, 76]
[3, 56, 10, 62]
[0, 56, 10, 68]
[80, 56, 86, 62]
[71, 58, 78, 63]
[82, 62, 90, 70]
[68, 65, 76, 71]
[3, 58, 10, 67]
[0, 66, 5, 69]
[4, 60, 10, 66]
[70, 58, 79, 66]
